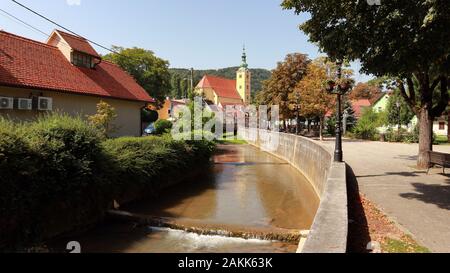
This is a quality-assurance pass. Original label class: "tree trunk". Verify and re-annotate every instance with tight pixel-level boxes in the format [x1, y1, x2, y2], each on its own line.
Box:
[417, 108, 433, 169]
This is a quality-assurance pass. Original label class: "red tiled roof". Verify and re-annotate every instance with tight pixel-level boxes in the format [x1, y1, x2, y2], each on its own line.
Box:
[0, 30, 153, 103]
[55, 30, 100, 58]
[352, 99, 372, 118]
[196, 75, 242, 100]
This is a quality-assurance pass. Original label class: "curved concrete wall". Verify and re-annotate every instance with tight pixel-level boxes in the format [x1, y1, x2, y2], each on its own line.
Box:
[240, 129, 348, 253]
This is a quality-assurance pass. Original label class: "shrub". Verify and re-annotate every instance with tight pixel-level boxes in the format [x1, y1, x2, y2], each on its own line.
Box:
[154, 119, 173, 135]
[404, 126, 420, 143]
[0, 114, 109, 247]
[87, 101, 117, 138]
[142, 109, 158, 123]
[353, 108, 383, 140]
[385, 128, 409, 142]
[102, 135, 215, 201]
[0, 114, 215, 249]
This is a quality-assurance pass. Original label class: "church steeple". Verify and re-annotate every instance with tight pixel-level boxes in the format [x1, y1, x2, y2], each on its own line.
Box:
[241, 45, 248, 69]
[236, 45, 251, 105]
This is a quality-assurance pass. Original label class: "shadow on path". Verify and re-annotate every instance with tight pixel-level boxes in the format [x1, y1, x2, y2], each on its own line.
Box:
[356, 171, 426, 178]
[346, 164, 371, 253]
[400, 180, 450, 211]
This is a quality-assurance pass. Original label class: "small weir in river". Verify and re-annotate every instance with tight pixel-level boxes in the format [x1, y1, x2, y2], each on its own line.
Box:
[48, 145, 320, 253]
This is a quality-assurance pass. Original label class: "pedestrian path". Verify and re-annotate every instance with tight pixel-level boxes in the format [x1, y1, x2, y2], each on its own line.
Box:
[321, 139, 450, 253]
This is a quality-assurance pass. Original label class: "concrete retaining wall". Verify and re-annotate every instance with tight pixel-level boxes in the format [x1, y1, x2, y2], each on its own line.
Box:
[240, 129, 348, 253]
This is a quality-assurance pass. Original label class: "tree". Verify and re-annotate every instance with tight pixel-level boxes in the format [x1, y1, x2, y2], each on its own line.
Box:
[103, 46, 171, 108]
[282, 0, 450, 168]
[386, 90, 416, 128]
[259, 53, 310, 130]
[88, 101, 117, 138]
[292, 62, 334, 140]
[349, 82, 382, 101]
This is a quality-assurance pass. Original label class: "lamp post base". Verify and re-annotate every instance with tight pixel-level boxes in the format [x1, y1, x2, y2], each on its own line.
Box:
[334, 150, 343, 163]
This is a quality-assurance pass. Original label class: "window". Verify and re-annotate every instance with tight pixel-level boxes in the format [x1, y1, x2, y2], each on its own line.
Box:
[72, 52, 93, 68]
[239, 75, 242, 79]
[439, 122, 445, 130]
[239, 85, 242, 90]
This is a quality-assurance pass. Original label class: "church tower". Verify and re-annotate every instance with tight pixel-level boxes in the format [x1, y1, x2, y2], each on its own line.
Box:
[236, 46, 251, 105]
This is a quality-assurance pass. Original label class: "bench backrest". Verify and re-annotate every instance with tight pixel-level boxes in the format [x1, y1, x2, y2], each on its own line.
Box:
[429, 151, 450, 164]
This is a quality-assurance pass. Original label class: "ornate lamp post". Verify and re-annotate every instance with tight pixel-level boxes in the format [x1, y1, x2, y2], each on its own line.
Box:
[326, 60, 352, 162]
[295, 91, 301, 135]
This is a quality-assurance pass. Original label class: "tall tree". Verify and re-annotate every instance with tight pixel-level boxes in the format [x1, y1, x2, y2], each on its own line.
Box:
[282, 0, 450, 168]
[103, 46, 171, 108]
[259, 53, 310, 129]
[386, 90, 416, 128]
[292, 62, 334, 140]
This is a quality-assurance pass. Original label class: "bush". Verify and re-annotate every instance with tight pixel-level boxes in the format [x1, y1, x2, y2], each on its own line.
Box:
[0, 114, 215, 249]
[154, 119, 173, 135]
[404, 126, 420, 143]
[353, 108, 384, 140]
[0, 114, 109, 247]
[103, 135, 215, 201]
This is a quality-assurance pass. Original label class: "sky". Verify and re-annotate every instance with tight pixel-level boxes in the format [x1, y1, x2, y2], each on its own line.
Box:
[0, 0, 372, 82]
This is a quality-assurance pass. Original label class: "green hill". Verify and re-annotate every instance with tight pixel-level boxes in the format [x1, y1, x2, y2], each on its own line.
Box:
[169, 67, 271, 99]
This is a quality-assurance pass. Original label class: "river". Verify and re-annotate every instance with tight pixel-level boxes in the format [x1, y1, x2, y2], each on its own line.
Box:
[47, 144, 320, 253]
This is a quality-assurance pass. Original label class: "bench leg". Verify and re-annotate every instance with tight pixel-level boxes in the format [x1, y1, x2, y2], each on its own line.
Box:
[443, 167, 446, 175]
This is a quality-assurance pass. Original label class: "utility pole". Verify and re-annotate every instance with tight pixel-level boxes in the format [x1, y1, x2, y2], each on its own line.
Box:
[190, 68, 194, 99]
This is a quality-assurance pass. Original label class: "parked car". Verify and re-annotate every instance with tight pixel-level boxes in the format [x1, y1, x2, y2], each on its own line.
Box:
[143, 123, 156, 136]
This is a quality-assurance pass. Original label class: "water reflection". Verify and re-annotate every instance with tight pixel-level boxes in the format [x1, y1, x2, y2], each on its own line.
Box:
[47, 145, 319, 253]
[127, 145, 319, 230]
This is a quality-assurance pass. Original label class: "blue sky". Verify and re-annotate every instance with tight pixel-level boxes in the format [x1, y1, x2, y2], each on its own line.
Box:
[0, 0, 371, 82]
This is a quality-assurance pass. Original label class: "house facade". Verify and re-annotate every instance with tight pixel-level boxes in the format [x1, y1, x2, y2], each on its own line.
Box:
[0, 30, 153, 137]
[156, 97, 188, 121]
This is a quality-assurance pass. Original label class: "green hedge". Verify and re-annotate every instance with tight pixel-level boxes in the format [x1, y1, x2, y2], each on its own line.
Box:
[154, 120, 173, 135]
[0, 114, 215, 249]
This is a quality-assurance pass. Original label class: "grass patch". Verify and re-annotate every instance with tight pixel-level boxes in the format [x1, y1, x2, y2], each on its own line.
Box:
[382, 236, 430, 253]
[216, 132, 247, 145]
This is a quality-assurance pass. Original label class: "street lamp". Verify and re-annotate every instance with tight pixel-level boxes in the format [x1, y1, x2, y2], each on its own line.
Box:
[325, 60, 352, 162]
[295, 91, 301, 135]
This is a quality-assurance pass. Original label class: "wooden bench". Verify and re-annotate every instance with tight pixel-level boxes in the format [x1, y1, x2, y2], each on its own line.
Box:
[427, 151, 450, 174]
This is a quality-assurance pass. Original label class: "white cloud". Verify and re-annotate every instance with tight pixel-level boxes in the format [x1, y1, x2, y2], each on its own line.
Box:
[66, 0, 81, 6]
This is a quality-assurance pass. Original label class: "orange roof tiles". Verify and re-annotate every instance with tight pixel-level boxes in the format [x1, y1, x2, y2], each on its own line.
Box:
[197, 75, 242, 100]
[0, 30, 153, 103]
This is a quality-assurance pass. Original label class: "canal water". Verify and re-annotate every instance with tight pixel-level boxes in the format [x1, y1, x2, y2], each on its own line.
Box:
[48, 145, 320, 253]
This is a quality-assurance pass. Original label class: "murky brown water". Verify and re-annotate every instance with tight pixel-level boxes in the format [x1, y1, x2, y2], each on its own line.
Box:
[48, 145, 320, 253]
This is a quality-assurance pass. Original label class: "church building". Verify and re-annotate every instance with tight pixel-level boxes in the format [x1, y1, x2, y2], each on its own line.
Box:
[195, 48, 251, 108]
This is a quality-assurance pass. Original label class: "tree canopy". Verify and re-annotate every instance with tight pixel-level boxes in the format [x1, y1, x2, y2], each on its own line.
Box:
[386, 90, 416, 127]
[103, 46, 171, 108]
[258, 53, 311, 121]
[282, 0, 450, 168]
[349, 82, 382, 101]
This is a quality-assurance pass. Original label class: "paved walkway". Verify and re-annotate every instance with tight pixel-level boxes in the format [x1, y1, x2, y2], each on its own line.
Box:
[321, 139, 450, 253]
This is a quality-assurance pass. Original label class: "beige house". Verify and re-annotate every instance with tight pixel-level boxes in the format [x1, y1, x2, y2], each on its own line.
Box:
[0, 29, 153, 137]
